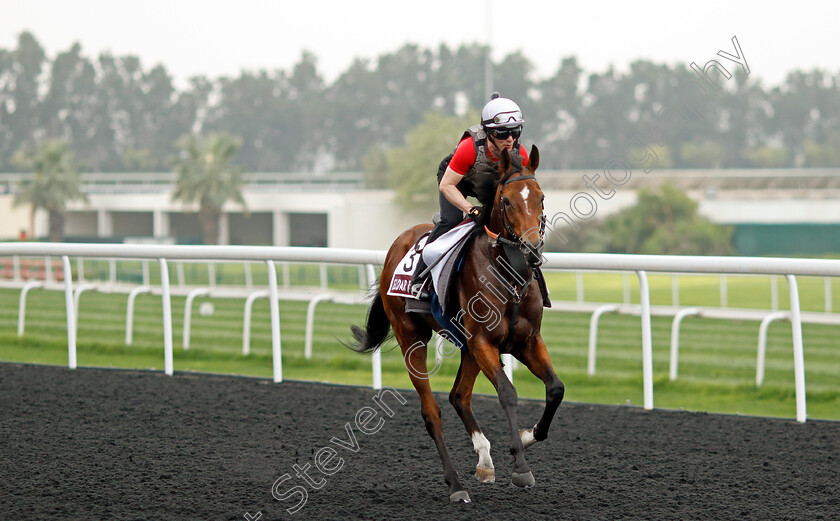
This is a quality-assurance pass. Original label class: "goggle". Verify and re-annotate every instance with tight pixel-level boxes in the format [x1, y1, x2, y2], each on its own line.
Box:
[489, 126, 522, 140]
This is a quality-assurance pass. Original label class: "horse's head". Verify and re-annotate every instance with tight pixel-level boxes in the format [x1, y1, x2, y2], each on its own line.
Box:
[492, 145, 545, 267]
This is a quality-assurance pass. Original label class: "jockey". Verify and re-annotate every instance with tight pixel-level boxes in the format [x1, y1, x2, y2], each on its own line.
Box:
[411, 92, 529, 299]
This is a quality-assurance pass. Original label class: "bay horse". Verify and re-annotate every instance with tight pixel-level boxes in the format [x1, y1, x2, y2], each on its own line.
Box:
[349, 146, 564, 503]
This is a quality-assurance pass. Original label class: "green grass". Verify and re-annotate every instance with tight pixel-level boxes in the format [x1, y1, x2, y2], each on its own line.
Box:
[1, 270, 838, 421]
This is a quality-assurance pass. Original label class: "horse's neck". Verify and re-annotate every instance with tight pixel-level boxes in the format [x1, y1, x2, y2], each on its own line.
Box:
[469, 232, 536, 298]
[469, 234, 518, 293]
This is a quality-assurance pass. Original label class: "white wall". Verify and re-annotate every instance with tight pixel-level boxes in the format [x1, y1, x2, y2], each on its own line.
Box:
[5, 188, 840, 247]
[699, 198, 840, 224]
[0, 195, 31, 238]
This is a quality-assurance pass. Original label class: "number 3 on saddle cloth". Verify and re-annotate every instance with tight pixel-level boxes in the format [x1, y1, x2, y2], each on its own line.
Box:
[386, 220, 551, 351]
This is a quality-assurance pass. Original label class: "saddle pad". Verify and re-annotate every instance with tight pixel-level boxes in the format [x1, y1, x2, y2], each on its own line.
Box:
[424, 220, 476, 309]
[386, 234, 429, 298]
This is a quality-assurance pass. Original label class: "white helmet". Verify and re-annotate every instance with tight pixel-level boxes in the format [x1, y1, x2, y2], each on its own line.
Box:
[481, 92, 524, 129]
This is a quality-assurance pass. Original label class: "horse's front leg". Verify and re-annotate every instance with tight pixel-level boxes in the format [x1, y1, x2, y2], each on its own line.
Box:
[515, 333, 565, 447]
[468, 336, 534, 488]
[449, 352, 495, 483]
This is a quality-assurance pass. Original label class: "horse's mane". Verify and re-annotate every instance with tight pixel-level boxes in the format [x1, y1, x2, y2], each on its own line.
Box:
[464, 154, 524, 228]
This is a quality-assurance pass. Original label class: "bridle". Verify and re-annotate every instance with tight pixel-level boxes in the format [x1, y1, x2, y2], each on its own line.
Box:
[484, 172, 546, 353]
[496, 174, 546, 267]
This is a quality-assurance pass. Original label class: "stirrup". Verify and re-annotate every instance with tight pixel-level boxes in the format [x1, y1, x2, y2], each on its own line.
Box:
[410, 280, 430, 300]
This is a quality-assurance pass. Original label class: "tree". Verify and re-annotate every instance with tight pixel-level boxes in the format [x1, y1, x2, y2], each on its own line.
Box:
[767, 70, 840, 162]
[602, 183, 732, 255]
[384, 111, 476, 211]
[679, 141, 724, 168]
[172, 133, 245, 245]
[801, 131, 840, 167]
[741, 146, 790, 168]
[12, 139, 87, 242]
[361, 145, 390, 189]
[534, 56, 583, 168]
[41, 43, 102, 168]
[1, 32, 47, 171]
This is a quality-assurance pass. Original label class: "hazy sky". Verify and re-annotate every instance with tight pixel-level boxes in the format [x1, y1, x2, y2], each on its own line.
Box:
[1, 0, 837, 88]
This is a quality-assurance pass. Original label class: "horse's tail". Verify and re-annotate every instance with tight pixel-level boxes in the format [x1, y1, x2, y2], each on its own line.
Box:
[348, 288, 392, 353]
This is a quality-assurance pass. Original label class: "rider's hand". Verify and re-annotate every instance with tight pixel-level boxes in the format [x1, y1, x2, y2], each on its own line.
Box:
[467, 206, 482, 222]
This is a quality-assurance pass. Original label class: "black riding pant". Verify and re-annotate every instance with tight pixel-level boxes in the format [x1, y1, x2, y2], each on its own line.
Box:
[412, 160, 467, 282]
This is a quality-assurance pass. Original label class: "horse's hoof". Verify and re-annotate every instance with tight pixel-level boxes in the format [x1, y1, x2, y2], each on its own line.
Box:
[519, 426, 537, 449]
[511, 470, 535, 488]
[450, 490, 472, 503]
[475, 465, 495, 483]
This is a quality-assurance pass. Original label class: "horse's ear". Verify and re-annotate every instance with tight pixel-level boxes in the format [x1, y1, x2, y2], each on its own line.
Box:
[528, 145, 540, 172]
[500, 148, 512, 175]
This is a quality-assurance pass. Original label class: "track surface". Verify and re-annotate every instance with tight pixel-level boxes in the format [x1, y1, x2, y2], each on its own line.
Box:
[1, 363, 838, 521]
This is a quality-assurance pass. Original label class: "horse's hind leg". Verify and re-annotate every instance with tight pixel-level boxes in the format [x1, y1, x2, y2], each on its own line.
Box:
[515, 333, 565, 448]
[449, 352, 495, 483]
[400, 332, 471, 503]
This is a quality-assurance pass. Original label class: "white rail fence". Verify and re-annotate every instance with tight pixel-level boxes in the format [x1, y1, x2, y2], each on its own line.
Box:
[2, 244, 840, 422]
[0, 244, 386, 389]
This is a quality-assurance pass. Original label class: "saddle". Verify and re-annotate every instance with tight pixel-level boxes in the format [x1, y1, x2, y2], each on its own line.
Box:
[387, 220, 475, 313]
[388, 222, 552, 319]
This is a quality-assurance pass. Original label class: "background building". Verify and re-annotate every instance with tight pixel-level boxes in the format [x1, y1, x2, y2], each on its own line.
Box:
[3, 169, 840, 255]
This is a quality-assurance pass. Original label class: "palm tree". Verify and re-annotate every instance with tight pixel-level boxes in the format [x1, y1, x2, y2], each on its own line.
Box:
[172, 133, 246, 245]
[12, 139, 87, 242]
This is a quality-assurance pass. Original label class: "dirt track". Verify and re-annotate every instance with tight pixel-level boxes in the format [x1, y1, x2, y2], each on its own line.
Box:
[1, 362, 838, 520]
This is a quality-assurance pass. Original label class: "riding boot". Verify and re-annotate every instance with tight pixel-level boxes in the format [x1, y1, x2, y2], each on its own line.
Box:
[410, 256, 430, 300]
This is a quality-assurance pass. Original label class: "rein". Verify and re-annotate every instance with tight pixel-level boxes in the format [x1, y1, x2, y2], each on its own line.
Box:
[485, 173, 544, 353]
[495, 239, 533, 353]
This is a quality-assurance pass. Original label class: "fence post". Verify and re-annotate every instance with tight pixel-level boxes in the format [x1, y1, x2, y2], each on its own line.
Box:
[771, 276, 779, 311]
[242, 290, 270, 355]
[671, 275, 680, 307]
[825, 277, 832, 313]
[319, 263, 329, 290]
[622, 272, 630, 304]
[785, 274, 807, 423]
[73, 283, 97, 331]
[637, 270, 653, 410]
[159, 258, 174, 376]
[669, 308, 701, 381]
[18, 281, 44, 337]
[61, 256, 76, 369]
[267, 260, 283, 383]
[125, 286, 152, 345]
[109, 259, 117, 285]
[587, 304, 618, 376]
[282, 263, 291, 291]
[305, 294, 334, 359]
[367, 264, 382, 390]
[575, 271, 584, 303]
[756, 311, 789, 387]
[183, 288, 211, 349]
[244, 262, 253, 289]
